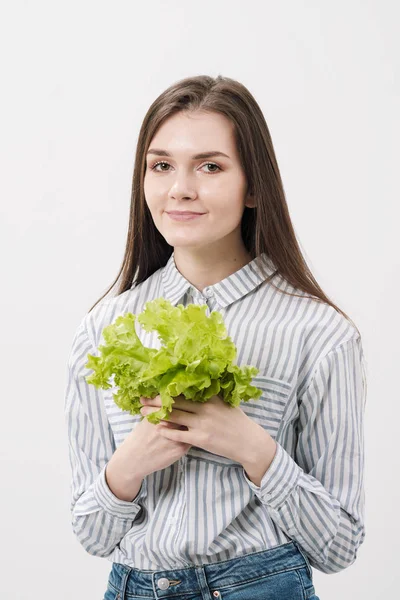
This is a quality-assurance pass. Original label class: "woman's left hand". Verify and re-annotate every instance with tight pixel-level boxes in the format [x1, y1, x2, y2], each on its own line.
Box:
[140, 393, 268, 466]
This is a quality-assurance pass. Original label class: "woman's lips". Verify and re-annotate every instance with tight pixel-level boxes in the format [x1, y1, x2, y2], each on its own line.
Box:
[167, 213, 206, 221]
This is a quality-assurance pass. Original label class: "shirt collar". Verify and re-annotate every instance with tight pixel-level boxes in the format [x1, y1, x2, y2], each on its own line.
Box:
[161, 251, 277, 309]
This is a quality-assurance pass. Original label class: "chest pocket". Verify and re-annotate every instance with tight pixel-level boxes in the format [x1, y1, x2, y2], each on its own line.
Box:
[186, 375, 291, 466]
[241, 374, 291, 440]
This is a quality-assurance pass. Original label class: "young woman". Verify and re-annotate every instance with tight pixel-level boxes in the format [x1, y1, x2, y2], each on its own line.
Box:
[65, 75, 367, 600]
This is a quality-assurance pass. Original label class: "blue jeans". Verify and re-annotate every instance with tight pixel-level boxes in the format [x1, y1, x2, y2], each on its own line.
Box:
[103, 541, 319, 600]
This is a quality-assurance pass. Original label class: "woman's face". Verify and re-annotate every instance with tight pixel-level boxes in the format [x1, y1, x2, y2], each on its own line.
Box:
[143, 110, 254, 253]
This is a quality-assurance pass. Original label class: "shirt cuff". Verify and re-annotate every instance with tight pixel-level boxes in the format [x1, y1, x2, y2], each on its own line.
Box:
[93, 463, 146, 519]
[243, 442, 302, 510]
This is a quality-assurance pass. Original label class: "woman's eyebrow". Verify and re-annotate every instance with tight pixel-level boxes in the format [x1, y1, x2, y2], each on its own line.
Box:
[147, 148, 231, 160]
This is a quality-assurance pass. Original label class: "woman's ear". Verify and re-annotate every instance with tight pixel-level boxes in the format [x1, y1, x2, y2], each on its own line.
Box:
[245, 194, 257, 209]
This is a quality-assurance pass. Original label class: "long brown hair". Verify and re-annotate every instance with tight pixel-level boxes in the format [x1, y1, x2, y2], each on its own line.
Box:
[88, 74, 360, 336]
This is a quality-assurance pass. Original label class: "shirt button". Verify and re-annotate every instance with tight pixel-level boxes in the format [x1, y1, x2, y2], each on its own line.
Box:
[204, 288, 213, 298]
[157, 578, 170, 590]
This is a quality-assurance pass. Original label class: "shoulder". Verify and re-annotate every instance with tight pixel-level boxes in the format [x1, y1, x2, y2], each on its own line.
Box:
[293, 298, 363, 397]
[302, 300, 360, 355]
[269, 271, 361, 353]
[266, 275, 363, 391]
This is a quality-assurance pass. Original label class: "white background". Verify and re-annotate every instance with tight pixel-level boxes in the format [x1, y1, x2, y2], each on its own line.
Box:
[0, 1, 398, 598]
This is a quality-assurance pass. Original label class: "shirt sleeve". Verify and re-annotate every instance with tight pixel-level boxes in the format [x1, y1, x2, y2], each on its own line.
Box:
[64, 316, 146, 557]
[242, 335, 367, 574]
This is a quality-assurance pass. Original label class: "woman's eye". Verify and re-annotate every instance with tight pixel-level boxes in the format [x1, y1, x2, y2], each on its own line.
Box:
[151, 161, 170, 172]
[203, 162, 221, 173]
[150, 161, 221, 174]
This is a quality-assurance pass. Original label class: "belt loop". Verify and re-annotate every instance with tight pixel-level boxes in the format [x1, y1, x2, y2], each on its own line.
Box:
[119, 564, 131, 599]
[292, 541, 313, 580]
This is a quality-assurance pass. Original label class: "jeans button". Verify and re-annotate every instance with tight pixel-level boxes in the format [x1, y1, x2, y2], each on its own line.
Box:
[157, 577, 170, 590]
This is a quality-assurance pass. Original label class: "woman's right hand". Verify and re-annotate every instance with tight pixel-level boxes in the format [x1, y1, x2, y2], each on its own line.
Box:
[114, 398, 192, 481]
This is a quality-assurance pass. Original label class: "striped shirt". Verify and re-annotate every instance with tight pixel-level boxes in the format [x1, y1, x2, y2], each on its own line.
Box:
[64, 251, 367, 574]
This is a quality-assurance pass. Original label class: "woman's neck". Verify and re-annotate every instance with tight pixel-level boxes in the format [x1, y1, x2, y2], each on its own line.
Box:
[173, 247, 253, 293]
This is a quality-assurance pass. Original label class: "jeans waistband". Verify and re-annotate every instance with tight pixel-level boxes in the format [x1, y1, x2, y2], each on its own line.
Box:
[107, 541, 312, 598]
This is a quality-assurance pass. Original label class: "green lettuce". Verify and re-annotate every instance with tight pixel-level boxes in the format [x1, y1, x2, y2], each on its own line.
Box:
[85, 297, 262, 424]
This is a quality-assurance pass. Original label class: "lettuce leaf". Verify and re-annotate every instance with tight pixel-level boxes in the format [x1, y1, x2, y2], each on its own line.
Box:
[85, 297, 262, 424]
